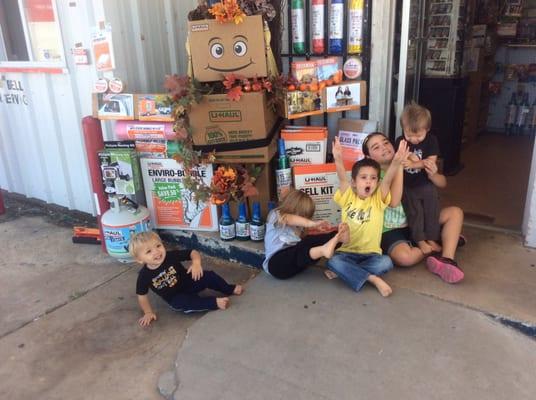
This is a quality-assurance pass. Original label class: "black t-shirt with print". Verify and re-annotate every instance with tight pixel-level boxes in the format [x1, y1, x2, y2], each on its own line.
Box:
[135, 250, 193, 303]
[396, 134, 440, 188]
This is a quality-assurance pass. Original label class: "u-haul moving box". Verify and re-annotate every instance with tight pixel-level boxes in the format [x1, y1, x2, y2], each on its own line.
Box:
[189, 91, 277, 146]
[188, 15, 267, 82]
[140, 159, 218, 231]
[281, 129, 327, 166]
[293, 163, 350, 226]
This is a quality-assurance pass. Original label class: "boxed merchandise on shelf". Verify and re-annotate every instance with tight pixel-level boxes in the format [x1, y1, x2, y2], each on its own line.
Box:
[424, 0, 467, 77]
[293, 163, 351, 227]
[281, 80, 367, 119]
[136, 94, 174, 121]
[140, 158, 218, 231]
[283, 89, 325, 119]
[290, 57, 341, 86]
[97, 141, 145, 205]
[93, 93, 135, 120]
[280, 127, 327, 166]
[324, 81, 366, 112]
[337, 119, 378, 164]
[291, 60, 318, 84]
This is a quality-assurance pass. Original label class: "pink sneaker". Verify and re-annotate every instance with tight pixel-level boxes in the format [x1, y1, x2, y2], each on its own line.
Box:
[426, 255, 464, 283]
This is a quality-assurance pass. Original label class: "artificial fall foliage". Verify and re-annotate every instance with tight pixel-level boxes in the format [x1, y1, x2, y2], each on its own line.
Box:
[211, 165, 259, 205]
[163, 74, 261, 205]
[222, 73, 273, 101]
[209, 0, 246, 24]
[189, 0, 276, 22]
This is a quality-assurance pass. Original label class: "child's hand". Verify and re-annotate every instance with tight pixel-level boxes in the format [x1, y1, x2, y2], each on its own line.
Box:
[393, 140, 410, 165]
[423, 158, 438, 177]
[332, 137, 343, 161]
[402, 153, 420, 169]
[139, 312, 157, 327]
[311, 220, 331, 232]
[188, 261, 204, 281]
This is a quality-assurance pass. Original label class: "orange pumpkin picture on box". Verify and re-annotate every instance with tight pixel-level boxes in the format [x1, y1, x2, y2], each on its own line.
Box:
[188, 15, 268, 82]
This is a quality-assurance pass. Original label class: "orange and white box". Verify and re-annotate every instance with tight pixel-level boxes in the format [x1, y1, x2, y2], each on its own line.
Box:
[337, 119, 378, 164]
[281, 126, 327, 166]
[140, 159, 218, 231]
[293, 163, 350, 227]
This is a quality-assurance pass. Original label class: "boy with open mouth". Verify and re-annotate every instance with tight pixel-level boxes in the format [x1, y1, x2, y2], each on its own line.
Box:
[326, 136, 409, 297]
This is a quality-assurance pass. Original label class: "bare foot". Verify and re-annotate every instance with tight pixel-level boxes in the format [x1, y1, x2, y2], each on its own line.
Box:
[233, 285, 244, 295]
[324, 270, 338, 280]
[216, 297, 230, 310]
[367, 275, 393, 297]
[417, 240, 433, 255]
[317, 234, 341, 259]
[426, 240, 442, 253]
[337, 223, 350, 244]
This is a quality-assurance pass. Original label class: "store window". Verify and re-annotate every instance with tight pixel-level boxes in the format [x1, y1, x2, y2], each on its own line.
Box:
[0, 0, 64, 64]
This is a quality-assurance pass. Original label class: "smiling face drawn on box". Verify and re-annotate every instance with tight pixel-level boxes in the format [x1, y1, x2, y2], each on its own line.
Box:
[206, 34, 254, 73]
[189, 15, 267, 82]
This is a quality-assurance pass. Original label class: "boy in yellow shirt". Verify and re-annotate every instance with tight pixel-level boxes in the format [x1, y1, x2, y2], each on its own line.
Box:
[328, 136, 408, 297]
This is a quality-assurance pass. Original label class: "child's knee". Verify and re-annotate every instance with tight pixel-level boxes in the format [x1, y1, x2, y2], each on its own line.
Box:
[203, 270, 217, 279]
[452, 206, 464, 221]
[393, 251, 416, 267]
[327, 253, 352, 271]
[376, 256, 393, 274]
[326, 255, 347, 273]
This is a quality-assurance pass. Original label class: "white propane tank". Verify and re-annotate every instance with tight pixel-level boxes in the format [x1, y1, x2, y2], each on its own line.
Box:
[101, 197, 151, 263]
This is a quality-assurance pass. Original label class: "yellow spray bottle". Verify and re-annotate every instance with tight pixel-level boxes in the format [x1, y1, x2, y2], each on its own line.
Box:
[348, 0, 364, 54]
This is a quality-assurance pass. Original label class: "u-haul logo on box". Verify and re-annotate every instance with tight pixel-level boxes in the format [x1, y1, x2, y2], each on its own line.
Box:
[191, 24, 209, 32]
[209, 110, 242, 122]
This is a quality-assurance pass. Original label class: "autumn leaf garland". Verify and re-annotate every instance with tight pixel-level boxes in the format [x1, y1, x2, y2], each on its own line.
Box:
[163, 74, 261, 205]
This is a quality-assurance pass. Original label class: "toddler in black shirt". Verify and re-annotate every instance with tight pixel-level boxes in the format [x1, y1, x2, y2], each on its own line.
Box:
[396, 102, 442, 255]
[130, 231, 243, 327]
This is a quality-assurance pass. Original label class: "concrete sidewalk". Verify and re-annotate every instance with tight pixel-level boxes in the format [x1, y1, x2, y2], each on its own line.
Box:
[168, 270, 536, 400]
[1, 199, 535, 400]
[0, 214, 255, 400]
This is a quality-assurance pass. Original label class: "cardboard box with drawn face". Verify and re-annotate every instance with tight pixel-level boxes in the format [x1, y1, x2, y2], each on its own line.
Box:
[188, 15, 267, 82]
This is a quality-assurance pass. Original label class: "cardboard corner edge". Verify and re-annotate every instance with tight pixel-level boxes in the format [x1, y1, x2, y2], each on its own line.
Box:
[92, 93, 99, 118]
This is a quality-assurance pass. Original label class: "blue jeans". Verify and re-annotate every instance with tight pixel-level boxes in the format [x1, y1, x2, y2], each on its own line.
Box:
[327, 252, 393, 292]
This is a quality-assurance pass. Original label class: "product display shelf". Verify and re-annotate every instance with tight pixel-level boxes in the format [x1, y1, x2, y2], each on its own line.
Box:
[424, 0, 468, 77]
[281, 0, 372, 125]
[486, 43, 536, 134]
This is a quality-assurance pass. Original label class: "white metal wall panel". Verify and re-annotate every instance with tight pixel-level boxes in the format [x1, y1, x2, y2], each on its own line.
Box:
[0, 0, 195, 214]
[22, 74, 61, 205]
[0, 81, 28, 195]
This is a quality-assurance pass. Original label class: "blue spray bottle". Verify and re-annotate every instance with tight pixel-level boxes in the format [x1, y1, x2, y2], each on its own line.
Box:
[235, 202, 250, 241]
[219, 203, 235, 241]
[329, 0, 344, 54]
[249, 202, 265, 242]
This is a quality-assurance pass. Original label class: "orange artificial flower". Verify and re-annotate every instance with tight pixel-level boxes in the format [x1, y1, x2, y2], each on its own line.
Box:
[208, 0, 246, 24]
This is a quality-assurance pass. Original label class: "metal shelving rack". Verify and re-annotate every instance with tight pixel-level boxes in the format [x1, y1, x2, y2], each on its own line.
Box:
[280, 0, 372, 125]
